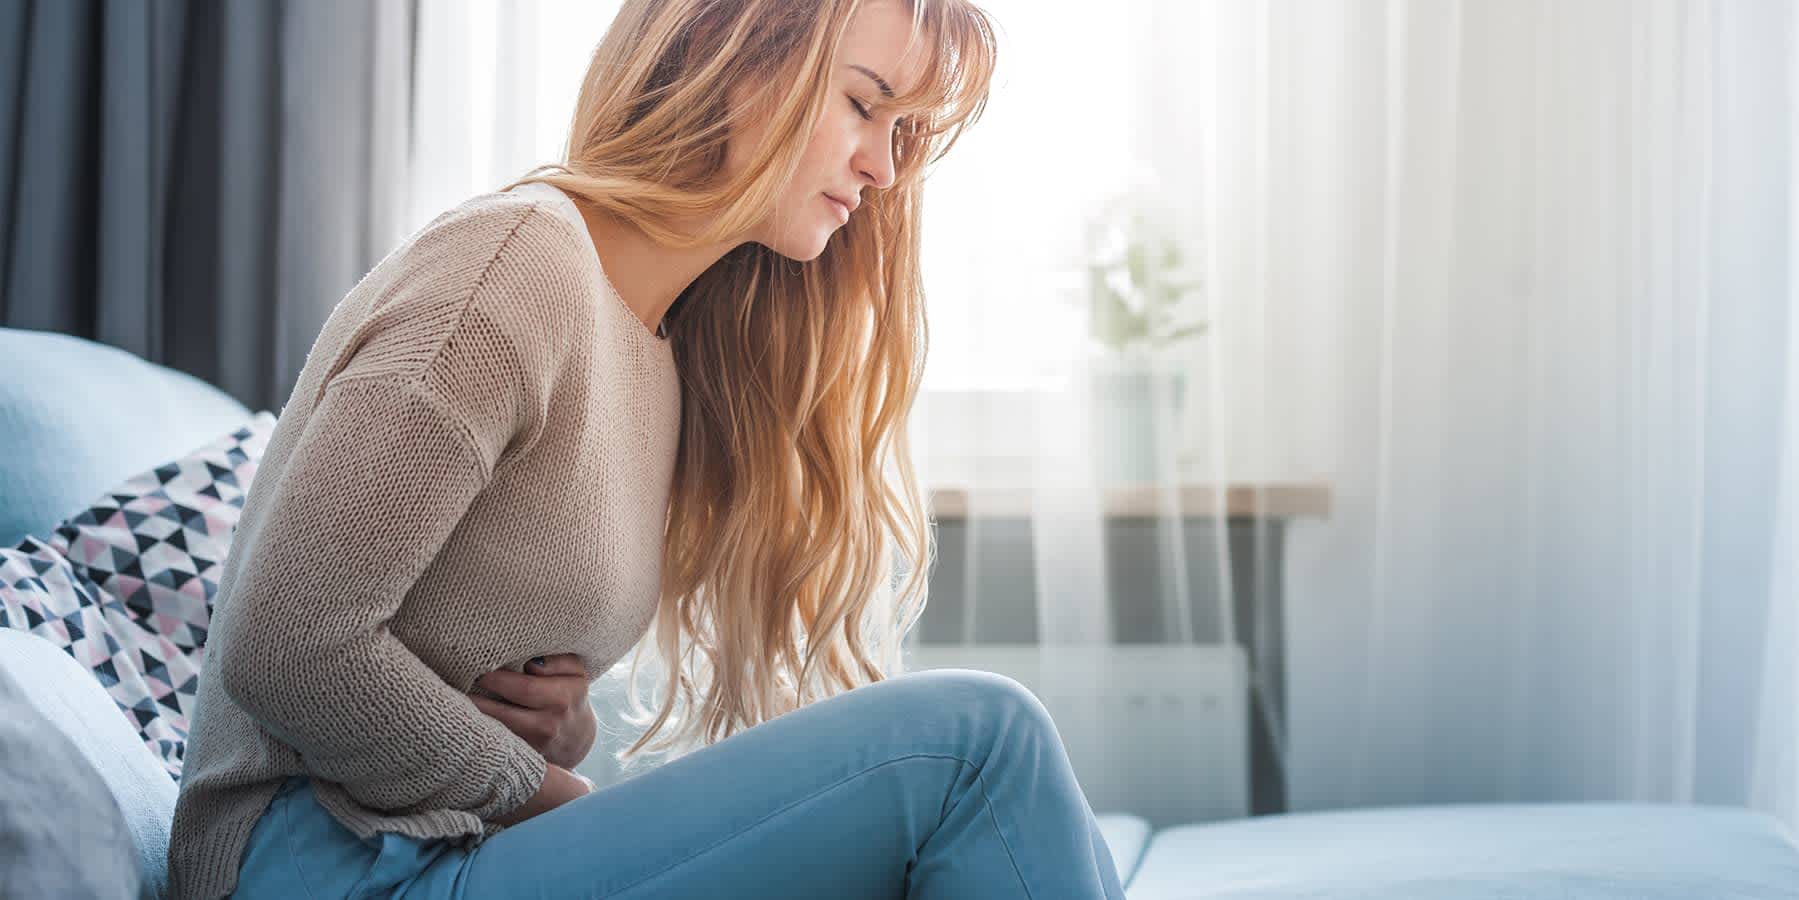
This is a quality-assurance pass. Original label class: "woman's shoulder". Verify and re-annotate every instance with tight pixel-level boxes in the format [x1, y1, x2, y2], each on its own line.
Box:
[363, 189, 601, 320]
[312, 191, 597, 395]
[399, 188, 589, 270]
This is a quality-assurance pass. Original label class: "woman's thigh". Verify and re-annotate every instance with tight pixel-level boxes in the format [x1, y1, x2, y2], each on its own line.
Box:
[414, 666, 1116, 899]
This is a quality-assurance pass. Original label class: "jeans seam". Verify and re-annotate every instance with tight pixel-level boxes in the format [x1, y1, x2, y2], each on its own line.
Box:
[969, 764, 1035, 898]
[279, 781, 320, 899]
[608, 751, 998, 897]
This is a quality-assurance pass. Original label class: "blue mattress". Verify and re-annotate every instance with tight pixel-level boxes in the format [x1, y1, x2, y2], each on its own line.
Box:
[1121, 803, 1799, 899]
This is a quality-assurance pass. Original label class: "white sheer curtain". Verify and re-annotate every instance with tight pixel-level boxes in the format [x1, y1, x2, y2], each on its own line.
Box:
[408, 0, 1798, 833]
[402, 0, 619, 238]
[1169, 0, 1797, 831]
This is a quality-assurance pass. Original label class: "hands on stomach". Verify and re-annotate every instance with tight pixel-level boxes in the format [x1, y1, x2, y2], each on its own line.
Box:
[471, 652, 599, 826]
[470, 652, 597, 771]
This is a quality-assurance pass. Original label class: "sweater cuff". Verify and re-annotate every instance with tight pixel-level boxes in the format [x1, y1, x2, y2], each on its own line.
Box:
[488, 736, 549, 823]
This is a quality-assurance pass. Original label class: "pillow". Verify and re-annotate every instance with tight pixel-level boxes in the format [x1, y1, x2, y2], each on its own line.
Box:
[46, 412, 277, 657]
[0, 325, 256, 549]
[1, 411, 277, 781]
[0, 627, 177, 898]
[0, 658, 144, 900]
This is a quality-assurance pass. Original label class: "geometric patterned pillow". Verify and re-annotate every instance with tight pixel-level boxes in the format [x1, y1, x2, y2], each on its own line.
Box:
[45, 412, 277, 665]
[0, 412, 277, 781]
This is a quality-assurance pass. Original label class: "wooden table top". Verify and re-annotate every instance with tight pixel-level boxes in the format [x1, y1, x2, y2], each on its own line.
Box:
[927, 482, 1332, 519]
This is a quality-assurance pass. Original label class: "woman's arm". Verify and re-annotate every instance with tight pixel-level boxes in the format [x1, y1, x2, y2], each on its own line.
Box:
[210, 374, 546, 823]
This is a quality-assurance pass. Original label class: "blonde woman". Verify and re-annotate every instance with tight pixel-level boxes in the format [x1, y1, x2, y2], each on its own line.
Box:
[168, 0, 1126, 897]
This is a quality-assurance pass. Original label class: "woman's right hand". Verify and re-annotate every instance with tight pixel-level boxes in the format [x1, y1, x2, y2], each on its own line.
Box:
[489, 763, 594, 828]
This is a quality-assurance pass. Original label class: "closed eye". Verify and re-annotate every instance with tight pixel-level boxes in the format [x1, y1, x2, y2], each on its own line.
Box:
[850, 95, 911, 138]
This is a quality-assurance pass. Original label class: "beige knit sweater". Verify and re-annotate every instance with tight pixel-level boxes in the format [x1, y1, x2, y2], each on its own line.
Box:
[167, 183, 681, 899]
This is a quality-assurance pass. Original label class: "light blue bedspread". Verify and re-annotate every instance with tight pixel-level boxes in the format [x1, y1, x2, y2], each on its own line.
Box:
[1125, 803, 1799, 899]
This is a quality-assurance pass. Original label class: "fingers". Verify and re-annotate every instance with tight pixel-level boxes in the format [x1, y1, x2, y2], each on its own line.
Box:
[470, 694, 555, 746]
[476, 659, 585, 709]
[476, 668, 565, 709]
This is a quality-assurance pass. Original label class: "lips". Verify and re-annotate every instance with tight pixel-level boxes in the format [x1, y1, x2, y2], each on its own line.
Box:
[824, 191, 858, 214]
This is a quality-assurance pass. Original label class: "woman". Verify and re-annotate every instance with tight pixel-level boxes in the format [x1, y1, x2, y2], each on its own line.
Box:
[168, 0, 1127, 897]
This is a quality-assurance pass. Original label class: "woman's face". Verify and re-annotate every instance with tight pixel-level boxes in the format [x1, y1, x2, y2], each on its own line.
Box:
[729, 0, 925, 261]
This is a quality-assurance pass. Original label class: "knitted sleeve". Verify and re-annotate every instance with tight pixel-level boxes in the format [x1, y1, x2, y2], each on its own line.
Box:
[202, 208, 587, 822]
[209, 372, 547, 821]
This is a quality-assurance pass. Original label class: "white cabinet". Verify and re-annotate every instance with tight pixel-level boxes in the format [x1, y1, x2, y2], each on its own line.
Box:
[903, 643, 1249, 829]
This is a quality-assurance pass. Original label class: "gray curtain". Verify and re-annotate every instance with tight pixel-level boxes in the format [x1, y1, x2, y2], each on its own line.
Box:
[0, 0, 416, 414]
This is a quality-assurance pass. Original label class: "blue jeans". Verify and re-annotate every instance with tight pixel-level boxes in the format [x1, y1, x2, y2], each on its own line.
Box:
[233, 668, 1128, 898]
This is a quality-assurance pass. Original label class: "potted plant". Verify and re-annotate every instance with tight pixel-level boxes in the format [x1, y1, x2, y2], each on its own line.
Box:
[1081, 199, 1208, 485]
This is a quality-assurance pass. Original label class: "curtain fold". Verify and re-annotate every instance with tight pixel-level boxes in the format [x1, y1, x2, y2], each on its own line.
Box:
[0, 0, 416, 415]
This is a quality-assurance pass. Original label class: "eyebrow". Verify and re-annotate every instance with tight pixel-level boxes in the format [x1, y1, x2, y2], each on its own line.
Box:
[848, 64, 894, 99]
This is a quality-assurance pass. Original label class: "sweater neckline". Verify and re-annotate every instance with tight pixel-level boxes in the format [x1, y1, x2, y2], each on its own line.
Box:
[506, 182, 672, 349]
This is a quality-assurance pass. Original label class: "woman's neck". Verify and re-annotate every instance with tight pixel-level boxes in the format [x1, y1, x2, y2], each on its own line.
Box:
[570, 198, 743, 335]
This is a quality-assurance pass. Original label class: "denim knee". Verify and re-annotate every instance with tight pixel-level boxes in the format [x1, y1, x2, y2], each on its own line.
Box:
[887, 667, 1059, 757]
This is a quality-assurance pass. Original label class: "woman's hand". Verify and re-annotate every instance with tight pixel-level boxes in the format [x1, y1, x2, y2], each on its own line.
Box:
[489, 763, 595, 828]
[470, 653, 597, 771]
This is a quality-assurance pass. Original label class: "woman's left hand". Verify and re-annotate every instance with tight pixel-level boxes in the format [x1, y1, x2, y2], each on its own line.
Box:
[470, 653, 597, 771]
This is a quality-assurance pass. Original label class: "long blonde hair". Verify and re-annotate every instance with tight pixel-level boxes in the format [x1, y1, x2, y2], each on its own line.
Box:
[501, 0, 997, 763]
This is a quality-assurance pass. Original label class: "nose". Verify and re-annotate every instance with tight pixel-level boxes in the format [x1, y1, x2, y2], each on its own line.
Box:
[855, 135, 897, 191]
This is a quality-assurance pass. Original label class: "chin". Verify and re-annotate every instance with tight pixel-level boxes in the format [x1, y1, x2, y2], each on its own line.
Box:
[765, 231, 833, 262]
[756, 205, 840, 260]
